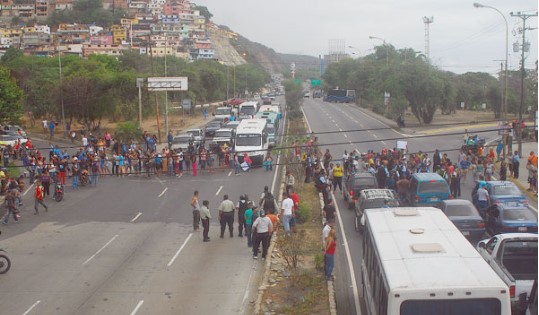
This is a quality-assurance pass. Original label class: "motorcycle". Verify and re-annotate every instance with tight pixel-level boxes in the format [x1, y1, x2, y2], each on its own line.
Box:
[53, 183, 64, 202]
[0, 232, 11, 274]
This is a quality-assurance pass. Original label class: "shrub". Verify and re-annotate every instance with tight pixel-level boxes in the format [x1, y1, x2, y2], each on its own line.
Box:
[296, 200, 311, 224]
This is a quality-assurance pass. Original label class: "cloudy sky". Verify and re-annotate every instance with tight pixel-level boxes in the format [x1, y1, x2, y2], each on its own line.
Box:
[195, 0, 537, 75]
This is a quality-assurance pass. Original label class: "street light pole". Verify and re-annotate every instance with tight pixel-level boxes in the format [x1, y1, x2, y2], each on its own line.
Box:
[164, 32, 169, 137]
[58, 47, 66, 139]
[474, 2, 509, 156]
[369, 36, 388, 66]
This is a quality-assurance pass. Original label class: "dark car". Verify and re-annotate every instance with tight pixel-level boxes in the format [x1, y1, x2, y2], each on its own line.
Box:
[205, 120, 224, 137]
[472, 181, 529, 209]
[343, 172, 378, 209]
[436, 199, 485, 241]
[485, 203, 538, 235]
[354, 189, 399, 231]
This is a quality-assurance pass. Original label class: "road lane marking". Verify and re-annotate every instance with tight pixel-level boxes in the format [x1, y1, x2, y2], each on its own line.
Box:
[158, 187, 168, 198]
[343, 134, 348, 138]
[381, 141, 387, 146]
[82, 235, 119, 265]
[22, 300, 41, 315]
[332, 191, 362, 315]
[130, 300, 144, 315]
[215, 185, 223, 196]
[339, 128, 343, 132]
[228, 171, 232, 177]
[167, 233, 193, 267]
[372, 134, 378, 138]
[130, 212, 142, 222]
[23, 183, 34, 196]
[301, 107, 313, 133]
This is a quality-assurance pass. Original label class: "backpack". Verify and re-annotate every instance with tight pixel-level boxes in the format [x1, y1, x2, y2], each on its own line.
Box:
[262, 193, 275, 211]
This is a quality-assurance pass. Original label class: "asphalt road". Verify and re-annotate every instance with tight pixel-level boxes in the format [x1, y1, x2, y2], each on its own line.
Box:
[302, 97, 501, 315]
[0, 100, 287, 315]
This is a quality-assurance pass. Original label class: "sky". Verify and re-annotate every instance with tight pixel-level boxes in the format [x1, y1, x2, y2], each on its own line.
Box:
[195, 0, 537, 75]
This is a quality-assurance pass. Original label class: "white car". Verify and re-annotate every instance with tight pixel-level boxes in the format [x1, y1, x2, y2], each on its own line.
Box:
[0, 134, 28, 147]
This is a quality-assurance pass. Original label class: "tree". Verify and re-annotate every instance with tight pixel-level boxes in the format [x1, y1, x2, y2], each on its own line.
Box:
[0, 65, 24, 124]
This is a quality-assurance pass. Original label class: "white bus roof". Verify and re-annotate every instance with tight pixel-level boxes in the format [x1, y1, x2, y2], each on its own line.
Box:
[365, 207, 509, 292]
[239, 101, 259, 107]
[236, 119, 267, 134]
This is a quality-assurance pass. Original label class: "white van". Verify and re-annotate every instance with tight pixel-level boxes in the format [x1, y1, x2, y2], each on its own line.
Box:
[238, 101, 259, 118]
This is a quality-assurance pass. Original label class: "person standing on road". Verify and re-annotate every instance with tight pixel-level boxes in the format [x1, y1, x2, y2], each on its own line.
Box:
[2, 190, 19, 225]
[512, 151, 520, 179]
[324, 228, 337, 281]
[252, 210, 273, 261]
[200, 200, 211, 242]
[34, 179, 48, 215]
[477, 184, 490, 217]
[280, 192, 294, 236]
[191, 191, 201, 231]
[218, 194, 236, 238]
[332, 163, 344, 192]
[244, 203, 254, 247]
[237, 195, 249, 237]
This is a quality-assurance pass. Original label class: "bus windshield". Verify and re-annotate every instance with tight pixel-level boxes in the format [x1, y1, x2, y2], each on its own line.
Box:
[215, 108, 231, 115]
[401, 298, 501, 315]
[236, 134, 261, 146]
[240, 106, 256, 116]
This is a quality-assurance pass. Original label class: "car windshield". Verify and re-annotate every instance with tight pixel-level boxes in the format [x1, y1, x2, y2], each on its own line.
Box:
[214, 131, 232, 138]
[493, 184, 521, 196]
[444, 203, 476, 216]
[187, 130, 200, 137]
[502, 208, 538, 221]
[173, 136, 191, 143]
[418, 181, 448, 194]
[267, 126, 275, 134]
[364, 199, 398, 209]
[236, 134, 261, 146]
[216, 108, 231, 115]
[207, 122, 221, 128]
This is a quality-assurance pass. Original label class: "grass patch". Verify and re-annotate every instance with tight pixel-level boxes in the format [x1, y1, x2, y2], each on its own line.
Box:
[7, 162, 20, 178]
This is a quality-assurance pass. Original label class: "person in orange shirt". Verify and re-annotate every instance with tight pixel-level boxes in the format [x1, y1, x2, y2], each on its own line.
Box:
[266, 210, 279, 242]
[528, 151, 538, 167]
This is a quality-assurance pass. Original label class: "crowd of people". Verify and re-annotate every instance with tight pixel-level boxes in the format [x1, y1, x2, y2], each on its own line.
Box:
[189, 185, 300, 261]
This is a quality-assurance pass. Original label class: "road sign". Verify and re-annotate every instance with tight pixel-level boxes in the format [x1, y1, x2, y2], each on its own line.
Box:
[311, 79, 321, 86]
[147, 77, 188, 91]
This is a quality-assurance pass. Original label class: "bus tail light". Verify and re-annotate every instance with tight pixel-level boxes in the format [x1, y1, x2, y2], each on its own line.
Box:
[509, 285, 515, 298]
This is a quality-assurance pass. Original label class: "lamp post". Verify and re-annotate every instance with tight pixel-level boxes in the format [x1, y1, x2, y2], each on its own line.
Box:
[57, 46, 66, 138]
[368, 36, 388, 66]
[473, 2, 509, 155]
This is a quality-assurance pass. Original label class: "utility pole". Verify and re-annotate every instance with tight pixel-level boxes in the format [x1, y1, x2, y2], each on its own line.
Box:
[510, 11, 537, 156]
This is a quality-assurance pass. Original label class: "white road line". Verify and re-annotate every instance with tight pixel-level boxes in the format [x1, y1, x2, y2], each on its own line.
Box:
[381, 141, 387, 146]
[302, 107, 313, 133]
[372, 134, 378, 138]
[215, 185, 223, 196]
[167, 233, 193, 267]
[339, 128, 343, 132]
[130, 212, 142, 223]
[130, 300, 144, 315]
[82, 235, 119, 265]
[332, 191, 362, 315]
[228, 170, 232, 177]
[343, 134, 348, 138]
[22, 300, 41, 315]
[158, 187, 168, 198]
[23, 183, 34, 196]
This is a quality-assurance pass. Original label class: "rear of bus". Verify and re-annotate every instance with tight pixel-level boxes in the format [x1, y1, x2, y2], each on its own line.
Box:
[362, 207, 511, 315]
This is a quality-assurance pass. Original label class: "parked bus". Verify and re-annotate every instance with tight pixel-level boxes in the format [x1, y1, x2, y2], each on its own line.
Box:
[362, 207, 511, 315]
[234, 119, 268, 164]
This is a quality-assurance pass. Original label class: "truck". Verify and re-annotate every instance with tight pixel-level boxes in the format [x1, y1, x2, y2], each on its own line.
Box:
[324, 89, 356, 103]
[477, 233, 538, 314]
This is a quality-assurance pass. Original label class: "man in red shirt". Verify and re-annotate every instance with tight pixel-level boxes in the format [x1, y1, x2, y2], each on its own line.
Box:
[34, 179, 48, 214]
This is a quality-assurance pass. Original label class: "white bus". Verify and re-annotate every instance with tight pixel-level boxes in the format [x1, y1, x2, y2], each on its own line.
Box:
[234, 119, 268, 164]
[238, 101, 259, 118]
[362, 207, 511, 315]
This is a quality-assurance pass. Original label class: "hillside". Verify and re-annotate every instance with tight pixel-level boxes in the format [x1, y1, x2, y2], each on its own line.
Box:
[209, 24, 319, 78]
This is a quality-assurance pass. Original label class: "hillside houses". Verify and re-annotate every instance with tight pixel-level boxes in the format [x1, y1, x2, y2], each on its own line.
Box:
[0, 0, 221, 61]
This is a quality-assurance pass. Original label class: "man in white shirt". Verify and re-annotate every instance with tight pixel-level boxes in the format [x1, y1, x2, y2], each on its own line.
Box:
[280, 192, 294, 236]
[252, 210, 273, 260]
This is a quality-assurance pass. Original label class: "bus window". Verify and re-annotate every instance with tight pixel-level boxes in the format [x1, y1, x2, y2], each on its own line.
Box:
[400, 298, 501, 315]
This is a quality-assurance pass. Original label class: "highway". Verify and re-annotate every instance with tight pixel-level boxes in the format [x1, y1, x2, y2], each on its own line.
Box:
[0, 103, 287, 315]
[301, 96, 500, 315]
